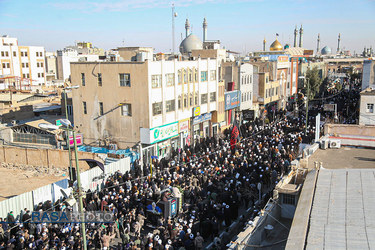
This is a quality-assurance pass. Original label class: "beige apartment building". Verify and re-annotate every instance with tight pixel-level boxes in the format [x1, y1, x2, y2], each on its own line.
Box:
[71, 57, 221, 158]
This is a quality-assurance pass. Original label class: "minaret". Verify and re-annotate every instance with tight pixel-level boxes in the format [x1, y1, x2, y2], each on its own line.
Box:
[299, 25, 303, 47]
[293, 25, 298, 47]
[317, 33, 320, 54]
[185, 19, 190, 38]
[337, 33, 341, 53]
[203, 18, 208, 42]
[263, 38, 266, 51]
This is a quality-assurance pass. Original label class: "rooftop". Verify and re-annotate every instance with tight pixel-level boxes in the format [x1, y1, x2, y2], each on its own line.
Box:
[306, 168, 375, 249]
[286, 147, 375, 249]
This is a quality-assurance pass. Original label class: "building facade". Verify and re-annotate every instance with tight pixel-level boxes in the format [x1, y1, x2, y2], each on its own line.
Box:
[362, 60, 375, 90]
[0, 35, 46, 89]
[359, 88, 375, 125]
[71, 58, 221, 159]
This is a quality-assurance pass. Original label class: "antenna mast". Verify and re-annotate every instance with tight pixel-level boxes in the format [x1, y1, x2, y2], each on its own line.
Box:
[172, 4, 177, 55]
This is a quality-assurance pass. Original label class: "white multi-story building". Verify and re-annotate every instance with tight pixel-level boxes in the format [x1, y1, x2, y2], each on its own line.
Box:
[239, 63, 254, 111]
[0, 35, 46, 89]
[359, 88, 375, 125]
[362, 60, 375, 90]
[57, 48, 100, 82]
[71, 56, 223, 159]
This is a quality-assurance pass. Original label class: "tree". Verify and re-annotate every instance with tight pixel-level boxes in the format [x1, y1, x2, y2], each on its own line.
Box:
[305, 66, 323, 100]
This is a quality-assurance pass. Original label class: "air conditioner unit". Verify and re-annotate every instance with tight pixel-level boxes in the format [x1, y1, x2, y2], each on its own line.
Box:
[329, 139, 341, 149]
[320, 139, 329, 150]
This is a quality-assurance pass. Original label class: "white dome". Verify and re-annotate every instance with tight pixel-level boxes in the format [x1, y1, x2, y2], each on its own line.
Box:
[179, 34, 203, 54]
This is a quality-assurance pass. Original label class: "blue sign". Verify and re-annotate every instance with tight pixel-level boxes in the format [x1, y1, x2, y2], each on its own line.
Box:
[170, 198, 177, 217]
[225, 90, 241, 110]
[193, 113, 212, 125]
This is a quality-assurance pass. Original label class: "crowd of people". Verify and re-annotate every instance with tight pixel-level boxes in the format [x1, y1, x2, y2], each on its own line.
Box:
[0, 111, 308, 250]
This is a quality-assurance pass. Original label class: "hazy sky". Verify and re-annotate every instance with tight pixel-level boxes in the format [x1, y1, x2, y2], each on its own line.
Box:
[1, 0, 374, 54]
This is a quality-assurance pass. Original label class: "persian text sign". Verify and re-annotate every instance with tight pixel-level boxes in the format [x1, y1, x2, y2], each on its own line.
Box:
[225, 90, 241, 110]
[179, 119, 189, 133]
[69, 134, 83, 147]
[150, 122, 178, 144]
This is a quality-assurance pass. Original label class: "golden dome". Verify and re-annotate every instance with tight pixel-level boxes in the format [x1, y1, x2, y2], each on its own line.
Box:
[270, 39, 283, 51]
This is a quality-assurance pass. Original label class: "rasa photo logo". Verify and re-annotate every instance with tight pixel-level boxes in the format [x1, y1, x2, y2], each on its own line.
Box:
[31, 211, 114, 223]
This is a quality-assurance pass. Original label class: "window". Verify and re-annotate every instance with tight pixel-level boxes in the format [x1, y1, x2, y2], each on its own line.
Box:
[38, 73, 40, 78]
[24, 51, 28, 57]
[367, 104, 374, 113]
[195, 92, 198, 105]
[13, 132, 54, 145]
[5, 51, 9, 57]
[151, 74, 162, 88]
[41, 73, 44, 77]
[184, 94, 188, 108]
[201, 71, 207, 82]
[166, 100, 175, 112]
[188, 69, 193, 83]
[22, 63, 25, 68]
[210, 70, 216, 81]
[178, 95, 182, 109]
[166, 73, 175, 87]
[81, 73, 85, 86]
[287, 82, 290, 88]
[282, 194, 296, 205]
[178, 70, 182, 84]
[36, 52, 39, 57]
[99, 102, 104, 115]
[183, 69, 187, 83]
[121, 104, 132, 116]
[21, 52, 24, 57]
[189, 93, 193, 106]
[83, 102, 87, 114]
[13, 51, 16, 57]
[1, 51, 3, 57]
[194, 69, 198, 82]
[98, 73, 102, 86]
[201, 93, 208, 104]
[266, 76, 269, 83]
[119, 73, 131, 87]
[210, 92, 216, 102]
[276, 87, 279, 95]
[26, 73, 29, 78]
[36, 63, 39, 67]
[40, 62, 43, 67]
[153, 102, 162, 116]
[67, 105, 73, 116]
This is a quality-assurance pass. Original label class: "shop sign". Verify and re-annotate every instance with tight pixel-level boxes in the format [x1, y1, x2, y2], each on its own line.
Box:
[192, 106, 201, 117]
[193, 113, 212, 125]
[140, 122, 178, 144]
[242, 110, 255, 121]
[179, 119, 189, 133]
[225, 90, 241, 110]
[68, 134, 83, 147]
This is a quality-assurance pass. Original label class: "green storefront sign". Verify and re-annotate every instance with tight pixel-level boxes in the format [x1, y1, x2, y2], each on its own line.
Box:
[150, 122, 178, 144]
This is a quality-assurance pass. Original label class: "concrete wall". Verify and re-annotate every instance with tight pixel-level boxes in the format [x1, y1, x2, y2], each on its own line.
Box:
[324, 123, 375, 137]
[0, 146, 102, 170]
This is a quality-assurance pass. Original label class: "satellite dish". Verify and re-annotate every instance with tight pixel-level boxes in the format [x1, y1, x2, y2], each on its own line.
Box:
[38, 123, 59, 130]
[60, 119, 71, 127]
[60, 189, 69, 199]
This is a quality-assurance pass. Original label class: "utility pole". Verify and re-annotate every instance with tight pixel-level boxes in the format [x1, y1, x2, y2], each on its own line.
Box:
[63, 88, 73, 183]
[73, 131, 87, 250]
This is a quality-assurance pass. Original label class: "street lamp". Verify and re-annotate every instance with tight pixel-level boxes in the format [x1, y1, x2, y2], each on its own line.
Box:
[38, 121, 87, 250]
[62, 85, 79, 188]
